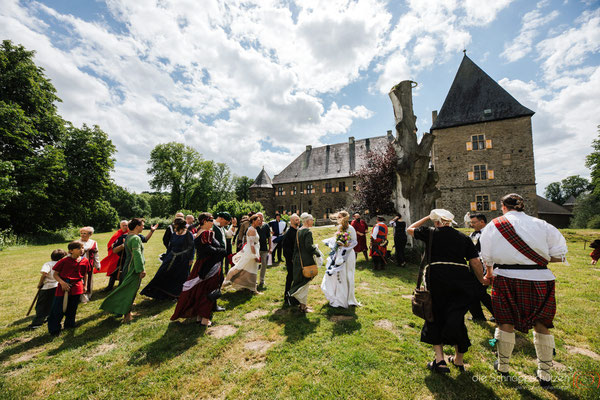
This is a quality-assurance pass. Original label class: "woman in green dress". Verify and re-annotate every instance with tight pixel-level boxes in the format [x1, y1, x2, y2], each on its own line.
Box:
[101, 218, 147, 323]
[288, 213, 322, 313]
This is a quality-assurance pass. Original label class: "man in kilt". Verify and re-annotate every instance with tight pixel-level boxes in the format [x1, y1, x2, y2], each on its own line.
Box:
[480, 193, 567, 387]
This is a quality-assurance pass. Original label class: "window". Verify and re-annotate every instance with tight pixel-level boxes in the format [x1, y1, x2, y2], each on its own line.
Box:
[306, 184, 314, 194]
[277, 186, 283, 196]
[325, 182, 332, 193]
[353, 180, 357, 191]
[476, 195, 490, 211]
[472, 135, 485, 150]
[339, 181, 346, 192]
[292, 186, 297, 195]
[474, 164, 487, 180]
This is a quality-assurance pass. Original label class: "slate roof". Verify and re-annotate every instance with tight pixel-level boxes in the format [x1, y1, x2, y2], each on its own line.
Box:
[431, 55, 534, 131]
[272, 135, 394, 184]
[537, 195, 573, 215]
[250, 167, 273, 188]
[563, 195, 576, 206]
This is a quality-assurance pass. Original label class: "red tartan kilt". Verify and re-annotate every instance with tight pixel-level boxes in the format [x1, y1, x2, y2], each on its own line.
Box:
[491, 275, 556, 333]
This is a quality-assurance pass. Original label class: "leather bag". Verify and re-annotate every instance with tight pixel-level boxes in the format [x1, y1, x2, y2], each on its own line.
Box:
[412, 228, 434, 322]
[297, 231, 318, 279]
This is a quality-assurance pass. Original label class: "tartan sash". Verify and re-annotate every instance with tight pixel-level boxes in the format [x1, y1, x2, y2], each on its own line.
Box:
[493, 216, 548, 267]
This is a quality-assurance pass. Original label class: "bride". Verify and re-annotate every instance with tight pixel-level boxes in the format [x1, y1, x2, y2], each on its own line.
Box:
[223, 214, 262, 294]
[321, 210, 360, 308]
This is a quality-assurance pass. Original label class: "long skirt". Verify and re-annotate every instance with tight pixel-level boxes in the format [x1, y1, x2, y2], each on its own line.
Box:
[171, 264, 221, 320]
[420, 264, 479, 354]
[224, 243, 260, 291]
[491, 275, 555, 333]
[100, 269, 142, 315]
[321, 251, 359, 308]
[140, 252, 191, 300]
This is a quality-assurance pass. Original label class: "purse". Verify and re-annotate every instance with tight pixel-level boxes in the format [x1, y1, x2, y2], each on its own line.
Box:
[411, 228, 434, 322]
[297, 230, 318, 279]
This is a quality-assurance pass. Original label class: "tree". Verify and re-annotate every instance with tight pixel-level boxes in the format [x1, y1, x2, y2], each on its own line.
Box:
[561, 175, 590, 199]
[570, 193, 600, 228]
[544, 182, 564, 204]
[234, 176, 254, 201]
[109, 185, 152, 219]
[352, 143, 397, 214]
[140, 192, 171, 217]
[586, 126, 600, 195]
[147, 142, 206, 212]
[388, 81, 439, 222]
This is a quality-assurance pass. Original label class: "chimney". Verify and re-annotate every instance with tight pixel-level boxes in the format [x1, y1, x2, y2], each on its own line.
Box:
[306, 145, 312, 152]
[432, 110, 438, 124]
[387, 130, 394, 141]
[348, 136, 355, 144]
[349, 136, 356, 172]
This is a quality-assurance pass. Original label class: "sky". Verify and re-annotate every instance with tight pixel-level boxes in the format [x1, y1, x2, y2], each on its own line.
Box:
[1, 0, 599, 196]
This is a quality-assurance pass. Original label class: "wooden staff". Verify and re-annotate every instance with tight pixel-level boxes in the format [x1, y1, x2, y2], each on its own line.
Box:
[26, 275, 46, 316]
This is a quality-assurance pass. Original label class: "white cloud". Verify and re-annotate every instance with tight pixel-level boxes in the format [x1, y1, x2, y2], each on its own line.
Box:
[501, 1, 559, 62]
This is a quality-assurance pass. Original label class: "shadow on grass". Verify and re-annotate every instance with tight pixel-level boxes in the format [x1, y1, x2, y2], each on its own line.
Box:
[221, 289, 254, 309]
[268, 308, 320, 343]
[424, 370, 502, 399]
[322, 305, 362, 336]
[132, 297, 177, 318]
[128, 322, 200, 366]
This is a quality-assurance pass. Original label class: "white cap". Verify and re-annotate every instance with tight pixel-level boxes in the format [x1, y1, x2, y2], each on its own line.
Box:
[429, 209, 456, 225]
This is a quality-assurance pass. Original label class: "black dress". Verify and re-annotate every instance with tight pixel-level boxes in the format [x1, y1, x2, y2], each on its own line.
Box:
[394, 221, 407, 264]
[414, 226, 480, 353]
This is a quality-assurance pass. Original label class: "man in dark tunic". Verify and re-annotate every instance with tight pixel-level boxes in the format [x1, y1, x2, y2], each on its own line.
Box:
[256, 213, 271, 290]
[467, 213, 494, 322]
[281, 213, 300, 306]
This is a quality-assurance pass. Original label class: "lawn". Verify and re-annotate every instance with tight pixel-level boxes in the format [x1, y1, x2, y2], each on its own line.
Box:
[0, 227, 599, 399]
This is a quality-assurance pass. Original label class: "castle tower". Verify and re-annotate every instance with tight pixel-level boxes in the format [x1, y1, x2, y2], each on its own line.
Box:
[248, 167, 275, 215]
[431, 54, 538, 219]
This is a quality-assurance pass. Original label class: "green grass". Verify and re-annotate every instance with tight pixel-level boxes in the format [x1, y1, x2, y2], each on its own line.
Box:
[1, 228, 599, 399]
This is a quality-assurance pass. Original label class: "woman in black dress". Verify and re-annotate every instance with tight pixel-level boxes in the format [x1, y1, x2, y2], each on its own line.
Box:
[407, 209, 488, 373]
[141, 218, 194, 300]
[391, 215, 407, 266]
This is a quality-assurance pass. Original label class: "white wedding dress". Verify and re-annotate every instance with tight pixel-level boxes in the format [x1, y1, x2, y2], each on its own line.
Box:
[224, 233, 260, 291]
[321, 225, 360, 308]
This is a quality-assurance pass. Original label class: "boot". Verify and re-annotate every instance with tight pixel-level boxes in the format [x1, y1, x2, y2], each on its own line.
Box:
[533, 331, 555, 387]
[494, 328, 515, 375]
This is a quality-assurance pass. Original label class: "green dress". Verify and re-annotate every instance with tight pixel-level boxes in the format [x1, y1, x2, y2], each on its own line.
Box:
[289, 228, 320, 297]
[101, 234, 145, 315]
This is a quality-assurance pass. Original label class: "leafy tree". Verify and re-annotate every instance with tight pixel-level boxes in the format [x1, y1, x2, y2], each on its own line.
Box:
[147, 142, 205, 212]
[570, 193, 600, 228]
[544, 182, 564, 204]
[209, 199, 265, 220]
[234, 176, 254, 201]
[140, 192, 171, 217]
[352, 143, 397, 215]
[109, 185, 152, 219]
[586, 126, 600, 195]
[561, 175, 590, 199]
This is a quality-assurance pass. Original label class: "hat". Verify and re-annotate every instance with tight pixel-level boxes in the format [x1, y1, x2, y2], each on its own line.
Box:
[429, 209, 456, 225]
[216, 212, 232, 221]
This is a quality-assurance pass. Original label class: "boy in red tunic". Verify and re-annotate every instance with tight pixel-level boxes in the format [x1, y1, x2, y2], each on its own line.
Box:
[47, 241, 89, 336]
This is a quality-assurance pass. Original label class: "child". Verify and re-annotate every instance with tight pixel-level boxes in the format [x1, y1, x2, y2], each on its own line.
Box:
[29, 249, 66, 329]
[47, 241, 90, 336]
[590, 239, 600, 265]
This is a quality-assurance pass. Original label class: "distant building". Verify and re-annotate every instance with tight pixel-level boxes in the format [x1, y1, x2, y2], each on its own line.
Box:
[536, 195, 573, 228]
[431, 54, 538, 219]
[249, 133, 394, 221]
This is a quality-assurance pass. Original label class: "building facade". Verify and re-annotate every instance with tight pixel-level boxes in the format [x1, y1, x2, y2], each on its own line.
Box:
[430, 54, 538, 219]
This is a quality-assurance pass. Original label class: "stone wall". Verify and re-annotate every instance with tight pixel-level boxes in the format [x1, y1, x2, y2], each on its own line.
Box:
[431, 116, 538, 220]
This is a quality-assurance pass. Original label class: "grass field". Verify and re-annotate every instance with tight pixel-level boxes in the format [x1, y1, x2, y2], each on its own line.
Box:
[1, 227, 599, 399]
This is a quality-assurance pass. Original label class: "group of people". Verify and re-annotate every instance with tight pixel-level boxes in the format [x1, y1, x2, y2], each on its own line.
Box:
[407, 193, 567, 388]
[28, 192, 568, 387]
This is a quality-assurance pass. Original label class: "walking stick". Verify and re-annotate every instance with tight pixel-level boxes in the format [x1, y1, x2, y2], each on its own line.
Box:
[26, 275, 45, 316]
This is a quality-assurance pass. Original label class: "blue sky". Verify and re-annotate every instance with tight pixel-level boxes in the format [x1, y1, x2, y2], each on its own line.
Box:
[1, 0, 598, 195]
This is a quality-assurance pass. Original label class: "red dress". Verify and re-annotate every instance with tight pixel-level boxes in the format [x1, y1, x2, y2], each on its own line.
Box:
[171, 231, 226, 320]
[98, 229, 126, 275]
[351, 219, 368, 253]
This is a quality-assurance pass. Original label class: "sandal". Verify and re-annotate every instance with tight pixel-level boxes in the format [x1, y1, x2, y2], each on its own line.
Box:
[427, 359, 450, 373]
[448, 356, 465, 372]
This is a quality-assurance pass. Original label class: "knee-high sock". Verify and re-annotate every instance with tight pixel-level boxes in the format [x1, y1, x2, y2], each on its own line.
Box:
[495, 328, 515, 373]
[533, 331, 554, 382]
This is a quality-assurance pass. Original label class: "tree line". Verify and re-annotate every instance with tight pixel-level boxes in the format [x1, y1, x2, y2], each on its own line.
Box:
[544, 126, 600, 228]
[0, 40, 255, 235]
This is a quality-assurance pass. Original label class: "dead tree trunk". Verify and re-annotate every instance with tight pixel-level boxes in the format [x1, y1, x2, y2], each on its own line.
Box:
[389, 80, 440, 225]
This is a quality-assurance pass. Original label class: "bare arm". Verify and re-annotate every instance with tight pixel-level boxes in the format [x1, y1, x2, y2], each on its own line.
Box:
[145, 224, 158, 241]
[407, 216, 430, 237]
[468, 257, 488, 285]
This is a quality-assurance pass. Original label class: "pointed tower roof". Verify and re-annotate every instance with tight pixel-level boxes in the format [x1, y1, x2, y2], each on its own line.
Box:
[250, 167, 273, 188]
[431, 55, 534, 131]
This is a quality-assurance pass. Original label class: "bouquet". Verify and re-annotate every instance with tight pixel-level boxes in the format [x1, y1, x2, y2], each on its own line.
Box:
[335, 231, 350, 247]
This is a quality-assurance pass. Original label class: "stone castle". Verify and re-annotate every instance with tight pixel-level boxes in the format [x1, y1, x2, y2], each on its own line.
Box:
[250, 55, 539, 222]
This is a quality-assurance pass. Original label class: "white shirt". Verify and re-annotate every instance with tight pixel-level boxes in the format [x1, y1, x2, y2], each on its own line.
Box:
[213, 221, 236, 250]
[41, 261, 58, 290]
[371, 223, 387, 240]
[480, 211, 567, 281]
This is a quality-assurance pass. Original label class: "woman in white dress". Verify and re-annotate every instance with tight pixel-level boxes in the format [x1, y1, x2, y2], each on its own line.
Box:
[79, 226, 100, 302]
[223, 214, 262, 294]
[321, 211, 360, 308]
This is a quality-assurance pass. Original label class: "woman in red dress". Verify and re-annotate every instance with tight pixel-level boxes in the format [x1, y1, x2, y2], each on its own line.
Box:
[171, 213, 226, 326]
[351, 213, 369, 261]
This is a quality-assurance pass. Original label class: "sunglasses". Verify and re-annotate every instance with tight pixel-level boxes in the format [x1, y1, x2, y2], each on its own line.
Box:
[207, 218, 214, 222]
